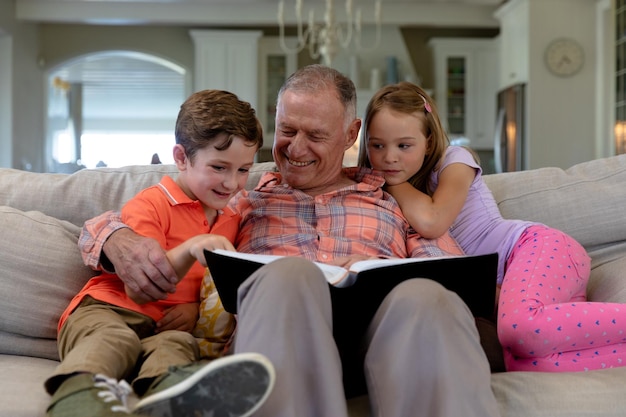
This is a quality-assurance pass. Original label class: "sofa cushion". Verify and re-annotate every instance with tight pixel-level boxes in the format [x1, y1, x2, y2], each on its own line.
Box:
[0, 207, 97, 360]
[586, 253, 626, 304]
[491, 366, 626, 417]
[483, 154, 626, 253]
[0, 354, 58, 417]
[0, 166, 179, 227]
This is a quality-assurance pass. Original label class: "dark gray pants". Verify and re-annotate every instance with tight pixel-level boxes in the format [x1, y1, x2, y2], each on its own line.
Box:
[233, 257, 500, 417]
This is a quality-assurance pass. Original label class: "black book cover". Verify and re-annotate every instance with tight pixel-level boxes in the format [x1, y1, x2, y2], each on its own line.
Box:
[203, 249, 497, 319]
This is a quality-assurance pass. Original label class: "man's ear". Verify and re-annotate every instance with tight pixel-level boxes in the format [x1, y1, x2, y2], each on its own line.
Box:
[344, 118, 362, 151]
[172, 144, 188, 170]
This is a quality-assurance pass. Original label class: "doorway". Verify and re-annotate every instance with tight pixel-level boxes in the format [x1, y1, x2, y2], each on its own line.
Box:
[46, 51, 187, 172]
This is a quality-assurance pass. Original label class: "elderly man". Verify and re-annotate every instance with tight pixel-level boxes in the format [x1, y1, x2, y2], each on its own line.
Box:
[81, 64, 500, 417]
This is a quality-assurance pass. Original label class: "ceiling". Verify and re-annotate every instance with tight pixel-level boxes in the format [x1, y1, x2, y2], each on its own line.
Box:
[17, 0, 506, 27]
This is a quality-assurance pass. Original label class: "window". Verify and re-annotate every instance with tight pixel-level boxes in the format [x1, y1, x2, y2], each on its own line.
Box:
[47, 51, 186, 172]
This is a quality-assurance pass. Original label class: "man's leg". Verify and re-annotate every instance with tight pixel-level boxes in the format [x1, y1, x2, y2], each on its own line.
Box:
[364, 279, 500, 417]
[234, 257, 349, 417]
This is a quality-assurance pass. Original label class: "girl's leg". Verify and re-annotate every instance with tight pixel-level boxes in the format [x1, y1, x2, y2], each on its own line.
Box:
[497, 225, 626, 372]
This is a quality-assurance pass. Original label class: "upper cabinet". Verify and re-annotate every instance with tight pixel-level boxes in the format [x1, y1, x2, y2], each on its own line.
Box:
[258, 37, 297, 152]
[429, 38, 498, 150]
[494, 0, 529, 89]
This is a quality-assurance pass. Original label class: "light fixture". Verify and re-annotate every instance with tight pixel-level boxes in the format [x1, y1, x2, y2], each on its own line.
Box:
[277, 0, 382, 67]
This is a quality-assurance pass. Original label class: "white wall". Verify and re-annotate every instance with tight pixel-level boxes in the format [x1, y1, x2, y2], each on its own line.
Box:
[526, 0, 599, 169]
[0, 33, 11, 168]
[12, 22, 44, 171]
[0, 0, 44, 171]
[595, 0, 614, 159]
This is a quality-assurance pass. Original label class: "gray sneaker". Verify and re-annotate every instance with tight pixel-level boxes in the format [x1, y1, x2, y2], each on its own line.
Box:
[47, 373, 139, 417]
[133, 352, 275, 417]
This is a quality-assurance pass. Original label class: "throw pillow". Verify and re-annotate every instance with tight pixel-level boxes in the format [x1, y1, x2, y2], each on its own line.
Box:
[0, 207, 97, 360]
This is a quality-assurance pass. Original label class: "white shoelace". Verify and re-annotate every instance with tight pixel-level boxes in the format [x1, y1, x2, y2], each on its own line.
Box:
[93, 374, 133, 413]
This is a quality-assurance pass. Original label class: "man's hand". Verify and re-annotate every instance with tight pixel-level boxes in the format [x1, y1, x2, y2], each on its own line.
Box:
[103, 228, 178, 304]
[156, 303, 199, 333]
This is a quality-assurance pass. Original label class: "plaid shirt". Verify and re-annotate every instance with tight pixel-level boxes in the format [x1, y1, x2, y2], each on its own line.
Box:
[231, 167, 463, 262]
[80, 167, 463, 270]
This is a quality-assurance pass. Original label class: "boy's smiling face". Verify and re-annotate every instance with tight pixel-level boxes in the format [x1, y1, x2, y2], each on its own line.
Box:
[175, 134, 257, 212]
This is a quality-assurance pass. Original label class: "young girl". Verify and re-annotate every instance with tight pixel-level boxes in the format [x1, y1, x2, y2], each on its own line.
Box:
[358, 81, 626, 372]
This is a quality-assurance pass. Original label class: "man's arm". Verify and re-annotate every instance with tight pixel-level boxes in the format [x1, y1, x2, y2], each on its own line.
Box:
[79, 210, 179, 304]
[79, 210, 127, 272]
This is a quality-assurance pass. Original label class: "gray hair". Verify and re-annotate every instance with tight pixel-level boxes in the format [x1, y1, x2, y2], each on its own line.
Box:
[277, 64, 357, 129]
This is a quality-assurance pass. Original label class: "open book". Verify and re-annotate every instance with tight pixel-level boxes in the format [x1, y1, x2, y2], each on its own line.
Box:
[204, 249, 497, 319]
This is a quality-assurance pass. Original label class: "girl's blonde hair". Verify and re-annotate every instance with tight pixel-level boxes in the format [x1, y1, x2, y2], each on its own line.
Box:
[357, 81, 448, 195]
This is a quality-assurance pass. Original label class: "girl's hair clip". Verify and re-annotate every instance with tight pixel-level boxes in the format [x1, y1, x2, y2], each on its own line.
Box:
[419, 94, 432, 114]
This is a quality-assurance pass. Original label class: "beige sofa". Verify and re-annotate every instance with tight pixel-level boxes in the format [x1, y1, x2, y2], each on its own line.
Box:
[2, 155, 626, 417]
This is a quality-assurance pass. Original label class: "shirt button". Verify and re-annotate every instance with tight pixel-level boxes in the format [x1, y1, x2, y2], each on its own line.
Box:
[203, 220, 208, 226]
[321, 254, 328, 260]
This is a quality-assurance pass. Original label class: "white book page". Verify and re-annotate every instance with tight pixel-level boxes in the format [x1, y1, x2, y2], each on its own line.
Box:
[348, 255, 463, 273]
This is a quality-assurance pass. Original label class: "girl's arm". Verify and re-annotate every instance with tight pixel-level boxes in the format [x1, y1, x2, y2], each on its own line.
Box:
[385, 162, 476, 239]
[165, 234, 236, 279]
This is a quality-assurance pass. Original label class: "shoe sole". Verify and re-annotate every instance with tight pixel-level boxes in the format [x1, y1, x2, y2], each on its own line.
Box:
[133, 352, 275, 417]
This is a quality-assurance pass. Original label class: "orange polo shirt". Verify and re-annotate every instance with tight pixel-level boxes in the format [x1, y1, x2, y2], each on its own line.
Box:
[58, 175, 240, 332]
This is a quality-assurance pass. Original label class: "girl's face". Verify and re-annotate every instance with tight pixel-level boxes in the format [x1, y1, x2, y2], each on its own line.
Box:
[366, 107, 429, 186]
[175, 134, 257, 211]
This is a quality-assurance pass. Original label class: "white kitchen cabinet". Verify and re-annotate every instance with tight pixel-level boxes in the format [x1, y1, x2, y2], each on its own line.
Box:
[258, 37, 297, 155]
[429, 38, 498, 150]
[494, 0, 529, 89]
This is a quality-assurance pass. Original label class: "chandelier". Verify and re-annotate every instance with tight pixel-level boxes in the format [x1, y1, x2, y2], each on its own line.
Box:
[277, 0, 382, 67]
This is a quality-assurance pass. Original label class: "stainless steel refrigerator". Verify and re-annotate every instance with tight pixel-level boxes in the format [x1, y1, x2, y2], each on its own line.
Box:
[494, 83, 526, 173]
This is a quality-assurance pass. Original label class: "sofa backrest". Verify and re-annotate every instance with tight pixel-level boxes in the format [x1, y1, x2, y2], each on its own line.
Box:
[2, 155, 626, 253]
[483, 154, 626, 254]
[0, 162, 277, 228]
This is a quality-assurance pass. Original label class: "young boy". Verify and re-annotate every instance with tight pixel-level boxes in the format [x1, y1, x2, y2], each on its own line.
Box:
[44, 90, 274, 417]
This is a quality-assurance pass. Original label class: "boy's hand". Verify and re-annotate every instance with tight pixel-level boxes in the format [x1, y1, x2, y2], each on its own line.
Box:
[330, 254, 379, 269]
[186, 234, 236, 267]
[156, 303, 200, 333]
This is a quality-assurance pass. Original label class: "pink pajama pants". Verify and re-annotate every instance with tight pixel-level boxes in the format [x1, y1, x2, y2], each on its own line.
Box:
[497, 225, 626, 372]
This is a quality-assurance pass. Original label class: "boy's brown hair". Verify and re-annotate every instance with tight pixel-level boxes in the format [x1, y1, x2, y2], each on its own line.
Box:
[175, 89, 263, 162]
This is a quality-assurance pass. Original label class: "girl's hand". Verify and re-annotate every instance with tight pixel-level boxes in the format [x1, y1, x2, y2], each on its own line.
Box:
[330, 255, 380, 269]
[156, 302, 200, 333]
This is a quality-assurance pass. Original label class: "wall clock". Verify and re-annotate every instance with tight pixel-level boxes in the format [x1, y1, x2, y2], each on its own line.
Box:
[544, 38, 584, 77]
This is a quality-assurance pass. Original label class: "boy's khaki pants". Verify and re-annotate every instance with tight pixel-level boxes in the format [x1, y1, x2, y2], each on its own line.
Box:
[45, 296, 199, 395]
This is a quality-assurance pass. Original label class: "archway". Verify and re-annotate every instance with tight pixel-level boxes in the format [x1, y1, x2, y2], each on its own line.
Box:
[46, 50, 187, 172]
